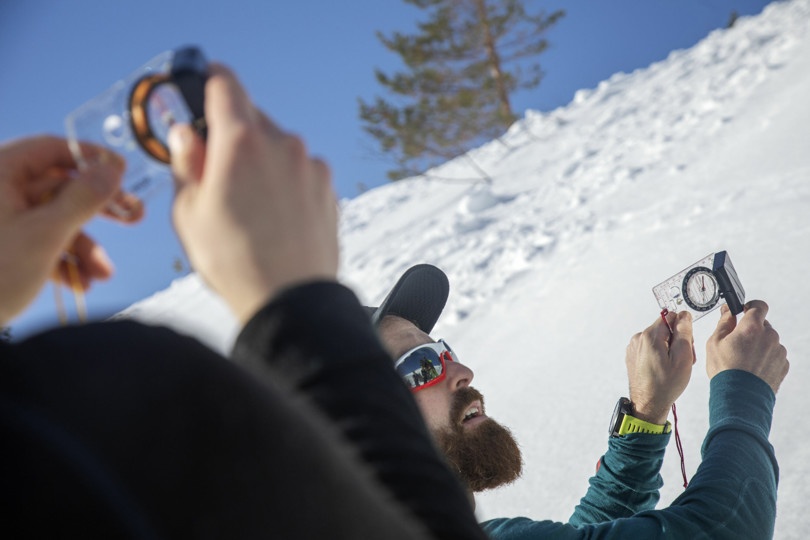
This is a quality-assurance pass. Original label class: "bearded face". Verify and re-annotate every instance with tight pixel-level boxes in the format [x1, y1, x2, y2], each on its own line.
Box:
[432, 386, 522, 492]
[378, 315, 522, 493]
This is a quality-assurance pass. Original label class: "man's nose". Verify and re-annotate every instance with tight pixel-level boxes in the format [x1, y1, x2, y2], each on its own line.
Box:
[446, 361, 474, 389]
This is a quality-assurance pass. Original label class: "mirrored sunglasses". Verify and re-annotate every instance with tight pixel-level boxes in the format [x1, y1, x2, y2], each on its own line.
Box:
[394, 339, 458, 392]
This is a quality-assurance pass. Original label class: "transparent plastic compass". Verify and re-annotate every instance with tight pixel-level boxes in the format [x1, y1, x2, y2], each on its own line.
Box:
[652, 251, 745, 321]
[65, 46, 207, 203]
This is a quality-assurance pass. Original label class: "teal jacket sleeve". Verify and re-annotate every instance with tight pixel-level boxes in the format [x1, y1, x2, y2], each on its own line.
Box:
[568, 431, 669, 525]
[481, 370, 778, 540]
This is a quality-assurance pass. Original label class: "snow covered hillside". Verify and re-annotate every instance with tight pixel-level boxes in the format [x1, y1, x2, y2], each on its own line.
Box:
[121, 1, 810, 537]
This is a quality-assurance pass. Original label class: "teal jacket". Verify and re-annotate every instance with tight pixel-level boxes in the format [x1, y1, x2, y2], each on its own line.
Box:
[482, 370, 778, 539]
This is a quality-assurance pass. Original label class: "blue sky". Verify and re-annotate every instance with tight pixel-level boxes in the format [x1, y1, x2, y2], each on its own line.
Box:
[0, 0, 773, 336]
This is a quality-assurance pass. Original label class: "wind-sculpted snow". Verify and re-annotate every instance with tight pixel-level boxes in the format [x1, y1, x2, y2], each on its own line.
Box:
[121, 2, 810, 537]
[339, 0, 809, 333]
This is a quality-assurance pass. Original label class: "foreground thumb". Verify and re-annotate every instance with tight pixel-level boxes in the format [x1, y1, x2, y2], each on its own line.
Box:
[50, 153, 124, 234]
[168, 124, 205, 188]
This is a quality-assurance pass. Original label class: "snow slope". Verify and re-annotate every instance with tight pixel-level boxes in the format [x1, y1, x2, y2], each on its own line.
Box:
[121, 1, 810, 537]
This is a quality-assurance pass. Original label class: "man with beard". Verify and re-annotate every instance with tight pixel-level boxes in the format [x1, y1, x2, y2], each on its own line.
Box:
[366, 264, 788, 539]
[377, 315, 523, 493]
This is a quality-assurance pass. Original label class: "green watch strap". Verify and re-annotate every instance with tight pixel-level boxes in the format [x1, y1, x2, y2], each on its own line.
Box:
[618, 415, 672, 436]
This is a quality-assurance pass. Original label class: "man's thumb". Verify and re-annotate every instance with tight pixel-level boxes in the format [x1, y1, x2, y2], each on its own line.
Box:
[712, 304, 737, 341]
[168, 124, 205, 189]
[49, 152, 124, 234]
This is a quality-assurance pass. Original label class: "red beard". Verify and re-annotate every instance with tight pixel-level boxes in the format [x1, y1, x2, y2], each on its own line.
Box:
[434, 386, 522, 492]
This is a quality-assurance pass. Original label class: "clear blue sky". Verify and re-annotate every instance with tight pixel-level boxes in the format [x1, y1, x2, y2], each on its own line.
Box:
[0, 0, 772, 337]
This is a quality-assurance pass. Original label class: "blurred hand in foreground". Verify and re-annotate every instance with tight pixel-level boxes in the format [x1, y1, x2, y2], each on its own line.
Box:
[0, 137, 143, 326]
[169, 64, 339, 324]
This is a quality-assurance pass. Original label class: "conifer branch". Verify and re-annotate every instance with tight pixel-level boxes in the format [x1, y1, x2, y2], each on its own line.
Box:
[359, 0, 564, 182]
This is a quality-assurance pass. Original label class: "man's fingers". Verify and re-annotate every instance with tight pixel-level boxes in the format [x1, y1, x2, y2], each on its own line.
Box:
[47, 155, 124, 241]
[2, 136, 122, 177]
[672, 311, 693, 340]
[742, 300, 770, 325]
[644, 312, 673, 346]
[670, 332, 696, 367]
[169, 124, 206, 190]
[711, 303, 738, 342]
[779, 355, 790, 390]
[257, 109, 285, 139]
[52, 232, 114, 290]
[205, 63, 256, 130]
[2, 136, 78, 178]
[24, 167, 70, 206]
[72, 231, 114, 282]
[670, 311, 695, 365]
[101, 191, 145, 223]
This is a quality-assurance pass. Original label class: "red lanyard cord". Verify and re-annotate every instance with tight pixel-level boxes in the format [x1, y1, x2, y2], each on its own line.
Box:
[661, 309, 689, 488]
[672, 402, 688, 487]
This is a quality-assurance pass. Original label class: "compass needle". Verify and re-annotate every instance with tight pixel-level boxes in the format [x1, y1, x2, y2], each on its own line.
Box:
[683, 267, 719, 312]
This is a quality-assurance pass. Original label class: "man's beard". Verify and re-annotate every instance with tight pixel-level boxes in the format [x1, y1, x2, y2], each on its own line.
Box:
[433, 386, 522, 492]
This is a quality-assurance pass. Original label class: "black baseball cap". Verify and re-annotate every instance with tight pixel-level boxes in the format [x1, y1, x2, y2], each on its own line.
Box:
[365, 264, 449, 334]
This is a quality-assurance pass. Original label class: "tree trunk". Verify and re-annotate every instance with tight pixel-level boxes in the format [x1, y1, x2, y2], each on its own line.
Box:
[474, 0, 512, 120]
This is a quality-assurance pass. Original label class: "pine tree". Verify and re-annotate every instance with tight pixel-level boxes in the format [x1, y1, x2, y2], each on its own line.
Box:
[360, 0, 564, 180]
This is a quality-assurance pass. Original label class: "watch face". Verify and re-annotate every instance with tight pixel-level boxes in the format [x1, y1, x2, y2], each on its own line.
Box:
[682, 267, 720, 312]
[609, 397, 630, 436]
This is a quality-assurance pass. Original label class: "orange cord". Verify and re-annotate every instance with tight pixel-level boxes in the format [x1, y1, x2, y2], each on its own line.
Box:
[41, 191, 87, 325]
[63, 250, 87, 324]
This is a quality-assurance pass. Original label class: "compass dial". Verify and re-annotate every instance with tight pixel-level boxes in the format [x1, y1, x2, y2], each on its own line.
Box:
[682, 267, 719, 311]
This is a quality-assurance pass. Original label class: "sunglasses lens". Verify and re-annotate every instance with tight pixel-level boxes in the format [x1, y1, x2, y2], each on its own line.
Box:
[395, 348, 444, 390]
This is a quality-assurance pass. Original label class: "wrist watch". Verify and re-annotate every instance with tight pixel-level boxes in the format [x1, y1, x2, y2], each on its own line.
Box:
[609, 397, 671, 437]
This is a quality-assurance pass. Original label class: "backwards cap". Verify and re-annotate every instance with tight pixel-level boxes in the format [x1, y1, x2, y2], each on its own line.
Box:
[365, 264, 449, 334]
